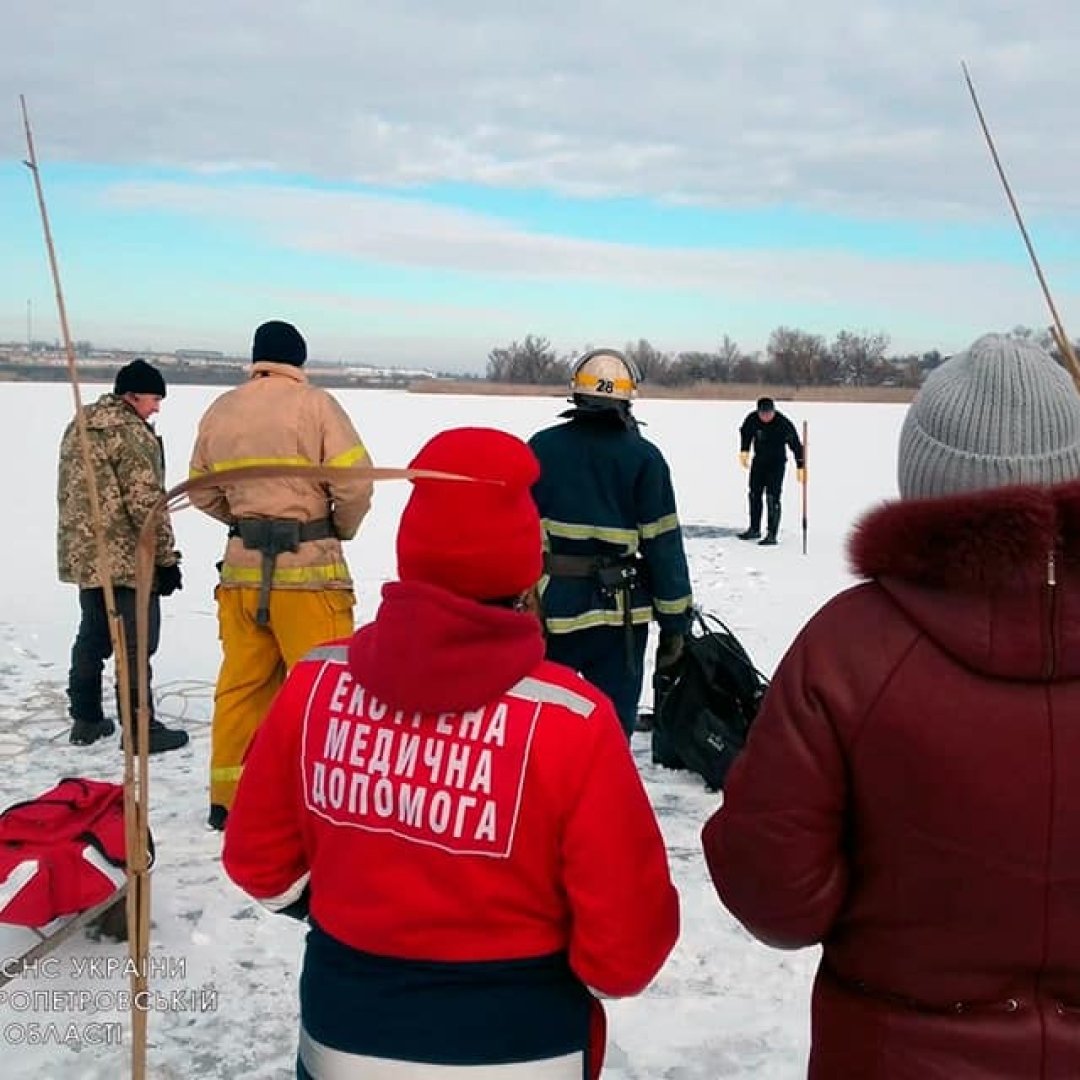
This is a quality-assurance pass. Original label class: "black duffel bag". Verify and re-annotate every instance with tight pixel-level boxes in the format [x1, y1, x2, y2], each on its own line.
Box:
[651, 609, 769, 791]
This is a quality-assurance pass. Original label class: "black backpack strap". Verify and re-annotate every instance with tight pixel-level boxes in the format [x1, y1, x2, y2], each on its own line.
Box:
[692, 609, 770, 686]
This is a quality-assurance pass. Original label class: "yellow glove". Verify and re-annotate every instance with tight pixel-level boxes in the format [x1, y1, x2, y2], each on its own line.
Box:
[796, 467, 805, 483]
[739, 452, 750, 469]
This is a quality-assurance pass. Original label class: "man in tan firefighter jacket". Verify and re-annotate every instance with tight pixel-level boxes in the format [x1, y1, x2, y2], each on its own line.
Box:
[189, 320, 373, 830]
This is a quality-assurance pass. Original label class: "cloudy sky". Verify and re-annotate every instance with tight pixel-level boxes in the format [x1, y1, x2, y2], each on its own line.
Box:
[4, 1, 1080, 372]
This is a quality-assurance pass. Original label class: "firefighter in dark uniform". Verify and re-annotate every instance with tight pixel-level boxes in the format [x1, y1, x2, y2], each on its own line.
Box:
[528, 348, 694, 738]
[738, 396, 804, 546]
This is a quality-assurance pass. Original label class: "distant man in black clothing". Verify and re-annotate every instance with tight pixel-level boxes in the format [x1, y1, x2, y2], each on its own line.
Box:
[738, 396, 804, 546]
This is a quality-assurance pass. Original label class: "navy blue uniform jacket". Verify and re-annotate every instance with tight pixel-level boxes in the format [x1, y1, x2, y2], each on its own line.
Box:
[529, 411, 693, 637]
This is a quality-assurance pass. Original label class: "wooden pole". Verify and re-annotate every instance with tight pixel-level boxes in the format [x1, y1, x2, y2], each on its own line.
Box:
[20, 95, 150, 1079]
[801, 421, 808, 556]
[961, 62, 1080, 393]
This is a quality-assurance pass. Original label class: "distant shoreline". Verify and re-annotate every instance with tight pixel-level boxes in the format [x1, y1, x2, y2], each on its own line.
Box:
[0, 362, 412, 390]
[408, 379, 918, 404]
[0, 364, 917, 403]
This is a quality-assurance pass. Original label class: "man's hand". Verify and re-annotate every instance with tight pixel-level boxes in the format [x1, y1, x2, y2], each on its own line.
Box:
[796, 467, 806, 483]
[739, 452, 750, 469]
[155, 562, 183, 596]
[656, 632, 685, 672]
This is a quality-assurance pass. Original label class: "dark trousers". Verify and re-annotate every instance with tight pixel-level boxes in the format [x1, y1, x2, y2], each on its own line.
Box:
[748, 460, 785, 537]
[544, 624, 649, 737]
[68, 587, 160, 724]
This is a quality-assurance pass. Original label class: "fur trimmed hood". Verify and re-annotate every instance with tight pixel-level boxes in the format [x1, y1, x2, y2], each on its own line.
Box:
[850, 479, 1080, 591]
[848, 480, 1080, 679]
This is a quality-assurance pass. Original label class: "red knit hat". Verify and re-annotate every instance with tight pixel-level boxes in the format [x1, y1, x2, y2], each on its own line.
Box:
[397, 427, 543, 601]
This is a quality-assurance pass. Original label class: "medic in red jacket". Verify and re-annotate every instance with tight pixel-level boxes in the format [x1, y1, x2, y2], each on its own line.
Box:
[223, 427, 679, 1080]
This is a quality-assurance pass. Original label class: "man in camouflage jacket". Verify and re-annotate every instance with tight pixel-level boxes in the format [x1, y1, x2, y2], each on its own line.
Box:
[57, 359, 188, 753]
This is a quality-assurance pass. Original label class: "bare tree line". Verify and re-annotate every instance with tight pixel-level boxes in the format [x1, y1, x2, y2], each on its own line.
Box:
[484, 326, 1073, 389]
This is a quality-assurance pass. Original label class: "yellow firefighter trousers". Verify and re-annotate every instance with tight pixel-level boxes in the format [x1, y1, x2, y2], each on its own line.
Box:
[210, 586, 354, 809]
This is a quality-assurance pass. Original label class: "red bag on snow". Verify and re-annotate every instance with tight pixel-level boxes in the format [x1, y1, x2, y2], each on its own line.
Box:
[0, 778, 150, 927]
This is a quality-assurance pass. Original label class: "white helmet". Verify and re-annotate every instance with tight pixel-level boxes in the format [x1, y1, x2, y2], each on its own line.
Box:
[569, 348, 639, 402]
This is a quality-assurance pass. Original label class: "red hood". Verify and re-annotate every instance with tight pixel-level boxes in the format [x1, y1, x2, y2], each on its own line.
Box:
[347, 580, 546, 713]
[849, 479, 1080, 680]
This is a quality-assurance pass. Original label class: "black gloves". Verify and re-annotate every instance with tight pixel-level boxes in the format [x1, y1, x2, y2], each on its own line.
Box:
[155, 562, 183, 596]
[656, 632, 685, 672]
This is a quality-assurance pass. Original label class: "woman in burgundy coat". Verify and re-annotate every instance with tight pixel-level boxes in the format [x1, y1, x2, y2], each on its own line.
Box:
[703, 333, 1080, 1079]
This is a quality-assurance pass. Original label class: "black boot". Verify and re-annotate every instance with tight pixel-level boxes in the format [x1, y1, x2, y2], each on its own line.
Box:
[207, 804, 229, 832]
[759, 495, 781, 545]
[120, 718, 190, 755]
[739, 494, 762, 540]
[146, 721, 190, 754]
[70, 717, 116, 746]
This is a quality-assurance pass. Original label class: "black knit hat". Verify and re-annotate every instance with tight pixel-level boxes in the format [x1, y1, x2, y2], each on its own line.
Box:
[114, 359, 166, 398]
[252, 320, 307, 366]
[756, 396, 775, 412]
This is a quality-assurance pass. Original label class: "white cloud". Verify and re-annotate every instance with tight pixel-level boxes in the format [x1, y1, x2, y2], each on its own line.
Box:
[5, 1, 1080, 219]
[101, 178, 1062, 355]
[8, 3, 1079, 369]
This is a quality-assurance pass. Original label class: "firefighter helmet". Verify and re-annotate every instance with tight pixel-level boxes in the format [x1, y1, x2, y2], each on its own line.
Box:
[569, 349, 639, 402]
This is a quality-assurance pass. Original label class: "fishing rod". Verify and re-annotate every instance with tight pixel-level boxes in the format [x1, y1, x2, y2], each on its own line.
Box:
[20, 94, 152, 1080]
[961, 61, 1080, 392]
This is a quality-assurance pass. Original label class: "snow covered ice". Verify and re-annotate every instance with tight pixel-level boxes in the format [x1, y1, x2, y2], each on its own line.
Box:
[0, 382, 905, 1078]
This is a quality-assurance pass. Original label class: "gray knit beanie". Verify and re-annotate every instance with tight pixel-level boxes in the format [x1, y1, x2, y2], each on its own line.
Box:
[898, 333, 1080, 499]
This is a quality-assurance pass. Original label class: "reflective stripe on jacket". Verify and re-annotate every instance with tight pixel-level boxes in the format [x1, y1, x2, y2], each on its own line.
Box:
[188, 362, 373, 590]
[528, 413, 692, 635]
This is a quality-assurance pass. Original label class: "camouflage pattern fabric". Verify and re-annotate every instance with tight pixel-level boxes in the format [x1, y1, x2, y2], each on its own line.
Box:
[57, 394, 176, 588]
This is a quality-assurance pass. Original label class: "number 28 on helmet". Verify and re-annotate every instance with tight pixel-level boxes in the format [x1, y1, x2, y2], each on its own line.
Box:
[569, 349, 640, 402]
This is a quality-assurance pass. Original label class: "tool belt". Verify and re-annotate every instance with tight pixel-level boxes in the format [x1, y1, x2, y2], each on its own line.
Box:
[543, 552, 643, 672]
[228, 517, 336, 625]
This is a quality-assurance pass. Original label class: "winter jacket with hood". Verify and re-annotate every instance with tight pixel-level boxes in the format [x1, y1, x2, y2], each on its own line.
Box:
[224, 580, 679, 1078]
[703, 480, 1080, 1079]
[188, 361, 372, 590]
[57, 393, 176, 588]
